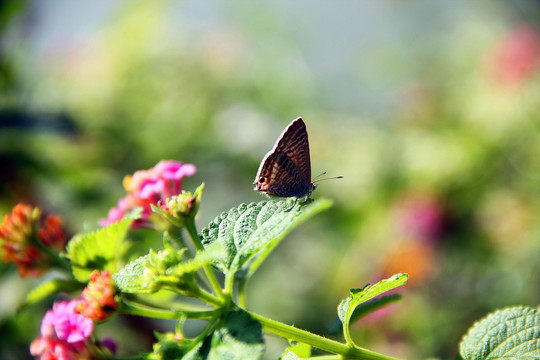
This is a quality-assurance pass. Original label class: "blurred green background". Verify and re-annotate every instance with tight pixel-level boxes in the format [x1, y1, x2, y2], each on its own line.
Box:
[2, 1, 540, 359]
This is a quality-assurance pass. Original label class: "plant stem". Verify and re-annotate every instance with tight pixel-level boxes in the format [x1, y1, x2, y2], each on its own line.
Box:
[124, 294, 209, 312]
[31, 232, 72, 273]
[238, 278, 248, 308]
[224, 271, 235, 297]
[194, 287, 225, 308]
[165, 228, 193, 257]
[249, 312, 400, 360]
[184, 218, 224, 299]
[119, 298, 220, 320]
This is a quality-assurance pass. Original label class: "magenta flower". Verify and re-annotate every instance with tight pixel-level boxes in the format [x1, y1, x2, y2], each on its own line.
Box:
[30, 336, 89, 360]
[153, 160, 197, 197]
[488, 23, 540, 88]
[100, 160, 196, 228]
[31, 300, 93, 360]
[43, 300, 94, 343]
[393, 191, 444, 243]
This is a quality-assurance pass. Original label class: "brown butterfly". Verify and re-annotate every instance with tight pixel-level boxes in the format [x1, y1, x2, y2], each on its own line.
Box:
[254, 117, 341, 201]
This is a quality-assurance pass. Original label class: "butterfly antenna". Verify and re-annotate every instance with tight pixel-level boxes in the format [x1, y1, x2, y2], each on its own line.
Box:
[313, 175, 343, 184]
[312, 172, 327, 181]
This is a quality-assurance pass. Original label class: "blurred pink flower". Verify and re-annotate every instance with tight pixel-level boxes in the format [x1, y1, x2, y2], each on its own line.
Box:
[393, 192, 444, 243]
[31, 300, 93, 360]
[43, 300, 94, 343]
[0, 203, 68, 277]
[100, 160, 196, 228]
[488, 23, 540, 88]
[381, 238, 437, 286]
[30, 336, 89, 360]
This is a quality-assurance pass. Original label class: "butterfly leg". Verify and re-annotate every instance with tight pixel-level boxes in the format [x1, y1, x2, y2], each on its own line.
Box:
[283, 197, 299, 212]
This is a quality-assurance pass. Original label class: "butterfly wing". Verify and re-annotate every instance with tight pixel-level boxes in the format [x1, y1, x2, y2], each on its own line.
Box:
[254, 117, 312, 197]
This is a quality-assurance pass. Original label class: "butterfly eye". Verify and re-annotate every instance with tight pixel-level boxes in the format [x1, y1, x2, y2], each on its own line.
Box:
[259, 177, 266, 184]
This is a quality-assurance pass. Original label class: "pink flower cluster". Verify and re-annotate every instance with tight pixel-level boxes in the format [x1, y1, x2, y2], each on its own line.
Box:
[30, 300, 94, 360]
[489, 23, 540, 88]
[100, 160, 196, 228]
[76, 270, 117, 322]
[0, 204, 67, 277]
[393, 191, 444, 243]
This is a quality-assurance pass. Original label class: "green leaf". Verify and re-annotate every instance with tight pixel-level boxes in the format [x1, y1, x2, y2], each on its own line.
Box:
[183, 309, 264, 360]
[328, 294, 402, 334]
[200, 198, 331, 279]
[113, 245, 222, 294]
[338, 273, 408, 347]
[113, 252, 158, 294]
[146, 332, 195, 360]
[22, 278, 82, 308]
[349, 294, 403, 325]
[281, 341, 311, 360]
[460, 306, 540, 360]
[66, 218, 133, 282]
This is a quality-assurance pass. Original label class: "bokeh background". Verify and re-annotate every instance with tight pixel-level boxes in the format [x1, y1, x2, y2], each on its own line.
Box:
[2, 1, 540, 359]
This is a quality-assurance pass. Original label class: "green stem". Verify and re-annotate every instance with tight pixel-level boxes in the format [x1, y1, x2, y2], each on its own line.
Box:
[224, 271, 235, 297]
[30, 233, 72, 273]
[124, 294, 210, 313]
[184, 218, 224, 299]
[165, 228, 193, 257]
[249, 312, 400, 360]
[193, 287, 225, 308]
[238, 278, 248, 308]
[343, 316, 353, 347]
[119, 298, 220, 320]
[164, 228, 214, 291]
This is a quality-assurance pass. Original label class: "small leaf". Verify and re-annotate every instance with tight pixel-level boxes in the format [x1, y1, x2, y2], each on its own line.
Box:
[113, 245, 222, 294]
[460, 306, 540, 360]
[200, 198, 331, 279]
[145, 332, 194, 360]
[281, 341, 311, 360]
[113, 252, 157, 294]
[349, 294, 402, 325]
[338, 273, 408, 346]
[328, 294, 402, 334]
[23, 278, 82, 308]
[66, 218, 133, 282]
[183, 309, 264, 360]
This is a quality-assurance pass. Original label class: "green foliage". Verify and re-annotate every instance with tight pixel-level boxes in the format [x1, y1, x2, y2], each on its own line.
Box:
[66, 218, 133, 281]
[281, 342, 311, 359]
[200, 198, 331, 280]
[113, 243, 223, 294]
[460, 306, 540, 360]
[328, 294, 403, 335]
[146, 332, 194, 360]
[348, 294, 403, 325]
[23, 278, 82, 308]
[4, 2, 540, 358]
[338, 273, 408, 346]
[183, 310, 264, 360]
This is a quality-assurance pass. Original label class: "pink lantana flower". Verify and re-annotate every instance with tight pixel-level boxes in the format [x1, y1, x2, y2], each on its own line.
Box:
[43, 300, 94, 343]
[76, 270, 118, 322]
[30, 300, 93, 360]
[30, 336, 89, 360]
[100, 160, 196, 228]
[0, 204, 67, 277]
[488, 23, 540, 88]
[393, 191, 444, 243]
